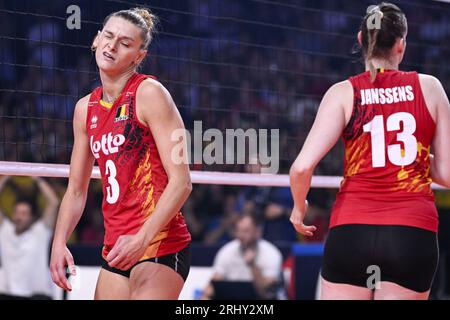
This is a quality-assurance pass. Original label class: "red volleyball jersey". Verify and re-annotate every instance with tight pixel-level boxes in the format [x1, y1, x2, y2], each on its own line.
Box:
[330, 69, 438, 232]
[86, 73, 191, 260]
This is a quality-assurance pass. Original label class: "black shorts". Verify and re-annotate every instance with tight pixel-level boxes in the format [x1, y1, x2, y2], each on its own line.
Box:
[321, 224, 439, 293]
[101, 244, 191, 282]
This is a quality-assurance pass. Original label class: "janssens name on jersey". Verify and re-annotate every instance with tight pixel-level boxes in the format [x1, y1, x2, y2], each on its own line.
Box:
[90, 132, 125, 159]
[361, 85, 414, 106]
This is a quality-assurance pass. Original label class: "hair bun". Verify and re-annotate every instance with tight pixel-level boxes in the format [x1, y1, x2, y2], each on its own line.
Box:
[132, 7, 157, 32]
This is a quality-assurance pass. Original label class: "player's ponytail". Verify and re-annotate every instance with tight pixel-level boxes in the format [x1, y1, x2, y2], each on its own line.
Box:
[360, 2, 407, 83]
[366, 9, 383, 82]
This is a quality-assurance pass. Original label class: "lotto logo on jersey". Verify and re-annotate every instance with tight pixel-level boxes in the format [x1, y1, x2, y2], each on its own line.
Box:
[114, 104, 129, 122]
[90, 133, 125, 159]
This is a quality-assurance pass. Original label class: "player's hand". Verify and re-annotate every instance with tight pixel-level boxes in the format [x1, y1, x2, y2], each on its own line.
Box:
[106, 234, 147, 271]
[290, 200, 317, 236]
[50, 245, 76, 291]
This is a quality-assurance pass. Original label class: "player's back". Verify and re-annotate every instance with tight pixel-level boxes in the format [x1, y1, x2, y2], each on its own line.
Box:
[330, 69, 438, 232]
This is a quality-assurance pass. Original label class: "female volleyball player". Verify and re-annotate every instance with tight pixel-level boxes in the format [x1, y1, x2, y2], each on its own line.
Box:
[50, 8, 192, 299]
[290, 3, 450, 300]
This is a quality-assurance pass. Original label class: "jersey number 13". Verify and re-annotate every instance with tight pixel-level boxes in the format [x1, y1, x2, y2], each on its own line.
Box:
[363, 112, 418, 168]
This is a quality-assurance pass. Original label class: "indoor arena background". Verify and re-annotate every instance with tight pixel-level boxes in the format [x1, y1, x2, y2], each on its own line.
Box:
[0, 0, 449, 299]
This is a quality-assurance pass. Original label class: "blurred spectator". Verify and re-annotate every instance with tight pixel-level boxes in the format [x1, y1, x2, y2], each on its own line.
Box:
[201, 214, 284, 299]
[27, 11, 60, 69]
[0, 175, 59, 299]
[196, 185, 231, 243]
[263, 199, 297, 243]
[300, 189, 331, 243]
[203, 193, 239, 244]
[182, 196, 205, 241]
[236, 157, 298, 242]
[78, 208, 104, 245]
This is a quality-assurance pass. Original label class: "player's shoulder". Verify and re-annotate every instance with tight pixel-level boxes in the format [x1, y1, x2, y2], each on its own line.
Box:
[75, 93, 92, 111]
[138, 77, 168, 97]
[72, 94, 92, 125]
[418, 73, 445, 105]
[136, 77, 171, 102]
[324, 79, 353, 105]
[418, 73, 443, 91]
[136, 77, 175, 115]
[329, 79, 353, 92]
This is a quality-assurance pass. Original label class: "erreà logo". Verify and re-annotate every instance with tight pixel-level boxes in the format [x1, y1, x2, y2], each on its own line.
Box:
[114, 104, 129, 122]
[90, 115, 98, 129]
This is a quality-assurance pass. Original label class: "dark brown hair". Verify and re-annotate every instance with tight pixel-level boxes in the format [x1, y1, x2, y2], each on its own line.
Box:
[360, 3, 407, 82]
[103, 7, 158, 50]
[237, 213, 263, 228]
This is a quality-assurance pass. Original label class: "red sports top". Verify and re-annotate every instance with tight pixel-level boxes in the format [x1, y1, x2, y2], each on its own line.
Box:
[86, 73, 191, 260]
[330, 69, 438, 232]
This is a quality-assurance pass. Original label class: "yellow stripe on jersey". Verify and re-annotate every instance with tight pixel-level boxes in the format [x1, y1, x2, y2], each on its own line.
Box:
[99, 99, 113, 109]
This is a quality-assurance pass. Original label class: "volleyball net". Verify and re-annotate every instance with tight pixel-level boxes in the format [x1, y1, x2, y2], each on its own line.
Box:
[1, 0, 449, 173]
[0, 161, 448, 190]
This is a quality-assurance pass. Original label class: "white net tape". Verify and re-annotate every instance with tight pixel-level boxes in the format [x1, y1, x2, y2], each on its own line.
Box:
[0, 161, 446, 189]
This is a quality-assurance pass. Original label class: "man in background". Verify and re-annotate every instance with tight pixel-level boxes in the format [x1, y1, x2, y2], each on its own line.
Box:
[202, 213, 284, 299]
[0, 175, 59, 299]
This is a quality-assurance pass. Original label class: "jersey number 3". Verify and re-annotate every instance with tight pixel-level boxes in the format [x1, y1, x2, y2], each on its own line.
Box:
[363, 112, 418, 168]
[105, 160, 120, 204]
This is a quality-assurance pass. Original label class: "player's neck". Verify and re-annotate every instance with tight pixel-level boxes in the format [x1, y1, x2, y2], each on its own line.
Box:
[100, 68, 136, 103]
[365, 57, 399, 72]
